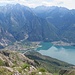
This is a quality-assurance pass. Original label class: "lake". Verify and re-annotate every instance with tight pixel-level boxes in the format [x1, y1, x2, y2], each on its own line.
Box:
[37, 42, 75, 65]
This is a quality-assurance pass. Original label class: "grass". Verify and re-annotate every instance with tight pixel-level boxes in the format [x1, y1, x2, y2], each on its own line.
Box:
[21, 63, 30, 69]
[0, 67, 13, 75]
[0, 59, 5, 66]
[38, 68, 46, 72]
[53, 73, 59, 75]
[25, 51, 71, 73]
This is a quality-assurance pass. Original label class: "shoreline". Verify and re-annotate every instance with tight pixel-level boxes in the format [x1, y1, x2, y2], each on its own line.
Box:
[51, 41, 75, 46]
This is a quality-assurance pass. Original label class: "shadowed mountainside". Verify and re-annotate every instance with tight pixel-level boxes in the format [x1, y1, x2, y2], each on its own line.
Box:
[0, 4, 75, 47]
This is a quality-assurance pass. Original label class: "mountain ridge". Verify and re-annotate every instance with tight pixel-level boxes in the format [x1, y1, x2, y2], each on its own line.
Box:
[0, 4, 59, 47]
[0, 4, 75, 47]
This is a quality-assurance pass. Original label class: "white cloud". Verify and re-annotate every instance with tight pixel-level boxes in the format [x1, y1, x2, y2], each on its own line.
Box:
[0, 0, 75, 9]
[52, 0, 75, 9]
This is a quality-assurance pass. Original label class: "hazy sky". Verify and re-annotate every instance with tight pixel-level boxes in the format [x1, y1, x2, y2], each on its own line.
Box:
[0, 0, 75, 9]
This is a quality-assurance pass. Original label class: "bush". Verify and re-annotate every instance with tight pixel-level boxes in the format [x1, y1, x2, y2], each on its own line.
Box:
[0, 59, 5, 66]
[22, 63, 30, 69]
[17, 68, 22, 73]
[30, 72, 36, 75]
[5, 62, 9, 66]
[38, 68, 46, 72]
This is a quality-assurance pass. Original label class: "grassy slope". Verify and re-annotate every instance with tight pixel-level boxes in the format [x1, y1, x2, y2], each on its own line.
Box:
[25, 50, 72, 73]
[0, 50, 53, 75]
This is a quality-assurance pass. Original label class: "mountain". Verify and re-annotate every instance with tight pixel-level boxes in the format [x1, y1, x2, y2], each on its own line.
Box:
[33, 6, 71, 29]
[0, 27, 15, 47]
[0, 50, 72, 75]
[0, 4, 75, 75]
[0, 4, 75, 47]
[33, 6, 75, 43]
[0, 4, 60, 47]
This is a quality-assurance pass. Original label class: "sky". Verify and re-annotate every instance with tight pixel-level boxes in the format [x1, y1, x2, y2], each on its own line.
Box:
[0, 0, 75, 9]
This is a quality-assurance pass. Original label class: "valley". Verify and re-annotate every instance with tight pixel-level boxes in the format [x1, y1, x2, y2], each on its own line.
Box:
[0, 50, 73, 75]
[0, 3, 75, 75]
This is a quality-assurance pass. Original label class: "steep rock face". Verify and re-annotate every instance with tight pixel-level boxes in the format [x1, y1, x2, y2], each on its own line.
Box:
[33, 6, 75, 43]
[0, 4, 75, 45]
[0, 4, 59, 46]
[0, 27, 15, 48]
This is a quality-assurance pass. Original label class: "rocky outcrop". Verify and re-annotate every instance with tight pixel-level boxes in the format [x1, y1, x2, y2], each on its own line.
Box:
[0, 50, 53, 75]
[59, 68, 75, 75]
[0, 50, 35, 66]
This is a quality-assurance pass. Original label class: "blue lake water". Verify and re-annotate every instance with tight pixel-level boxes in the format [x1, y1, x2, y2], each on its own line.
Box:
[37, 42, 75, 65]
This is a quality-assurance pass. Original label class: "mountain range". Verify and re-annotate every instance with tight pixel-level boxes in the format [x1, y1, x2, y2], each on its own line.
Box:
[33, 6, 75, 43]
[0, 4, 75, 75]
[0, 4, 75, 47]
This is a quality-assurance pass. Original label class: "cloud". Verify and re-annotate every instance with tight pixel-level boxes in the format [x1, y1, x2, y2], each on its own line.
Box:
[53, 0, 75, 9]
[0, 0, 75, 9]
